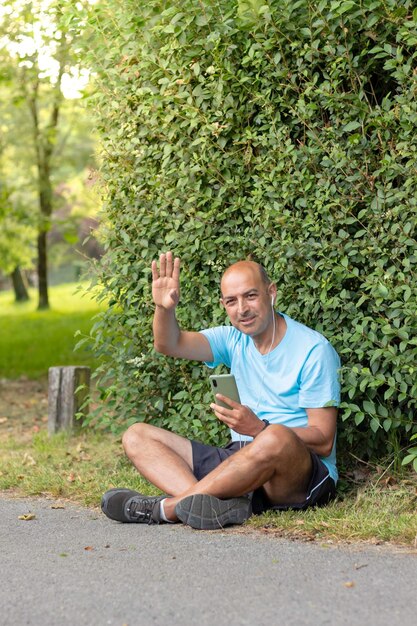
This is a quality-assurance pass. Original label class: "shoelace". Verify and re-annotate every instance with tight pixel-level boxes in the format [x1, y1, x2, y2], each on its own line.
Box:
[127, 497, 155, 522]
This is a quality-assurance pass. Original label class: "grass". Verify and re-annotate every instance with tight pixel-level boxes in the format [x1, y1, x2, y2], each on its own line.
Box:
[0, 430, 146, 507]
[250, 483, 417, 545]
[0, 283, 105, 379]
[1, 424, 416, 546]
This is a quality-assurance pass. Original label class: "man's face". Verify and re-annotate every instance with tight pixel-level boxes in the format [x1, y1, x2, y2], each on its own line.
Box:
[220, 264, 275, 340]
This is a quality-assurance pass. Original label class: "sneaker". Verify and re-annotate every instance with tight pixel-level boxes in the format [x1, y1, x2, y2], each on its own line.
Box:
[101, 488, 165, 524]
[175, 494, 252, 530]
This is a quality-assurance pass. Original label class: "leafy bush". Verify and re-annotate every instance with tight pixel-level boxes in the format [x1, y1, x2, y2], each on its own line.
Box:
[82, 0, 417, 465]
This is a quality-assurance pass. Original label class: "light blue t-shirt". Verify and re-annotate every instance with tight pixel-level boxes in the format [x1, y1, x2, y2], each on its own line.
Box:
[200, 313, 341, 482]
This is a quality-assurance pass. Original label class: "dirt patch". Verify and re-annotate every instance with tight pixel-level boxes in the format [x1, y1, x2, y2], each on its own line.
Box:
[0, 378, 48, 441]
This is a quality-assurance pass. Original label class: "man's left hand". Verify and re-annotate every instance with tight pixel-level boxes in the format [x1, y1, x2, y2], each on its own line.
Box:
[210, 395, 264, 437]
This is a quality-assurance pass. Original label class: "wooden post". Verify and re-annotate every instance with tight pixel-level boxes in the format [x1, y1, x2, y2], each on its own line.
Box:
[48, 366, 90, 434]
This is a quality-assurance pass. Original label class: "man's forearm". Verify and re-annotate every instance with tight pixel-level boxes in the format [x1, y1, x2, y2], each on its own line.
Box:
[291, 425, 334, 458]
[153, 305, 181, 355]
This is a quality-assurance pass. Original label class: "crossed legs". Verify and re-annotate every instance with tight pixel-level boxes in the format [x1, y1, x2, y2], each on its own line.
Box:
[122, 422, 313, 521]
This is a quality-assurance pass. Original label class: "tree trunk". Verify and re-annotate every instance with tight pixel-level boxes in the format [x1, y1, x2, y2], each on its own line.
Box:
[11, 266, 30, 302]
[37, 230, 49, 309]
[36, 156, 53, 310]
[48, 366, 91, 434]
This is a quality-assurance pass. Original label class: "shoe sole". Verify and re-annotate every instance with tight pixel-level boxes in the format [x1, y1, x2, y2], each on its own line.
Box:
[175, 494, 251, 530]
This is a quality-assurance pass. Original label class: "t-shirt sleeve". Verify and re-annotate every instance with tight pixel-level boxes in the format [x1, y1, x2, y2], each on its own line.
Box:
[199, 327, 233, 369]
[298, 342, 341, 408]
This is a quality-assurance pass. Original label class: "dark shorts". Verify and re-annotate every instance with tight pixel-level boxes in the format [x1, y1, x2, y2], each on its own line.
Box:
[191, 439, 336, 514]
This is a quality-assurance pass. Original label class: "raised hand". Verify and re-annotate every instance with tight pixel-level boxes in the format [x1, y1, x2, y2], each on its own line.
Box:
[151, 251, 181, 310]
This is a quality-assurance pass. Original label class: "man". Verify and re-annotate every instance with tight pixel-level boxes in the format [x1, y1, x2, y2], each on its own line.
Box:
[101, 251, 340, 530]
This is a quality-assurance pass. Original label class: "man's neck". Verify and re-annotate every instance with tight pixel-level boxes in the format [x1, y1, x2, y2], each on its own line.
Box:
[253, 313, 286, 355]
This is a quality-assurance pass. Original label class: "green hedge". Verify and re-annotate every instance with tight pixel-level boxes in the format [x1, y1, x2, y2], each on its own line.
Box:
[83, 0, 417, 467]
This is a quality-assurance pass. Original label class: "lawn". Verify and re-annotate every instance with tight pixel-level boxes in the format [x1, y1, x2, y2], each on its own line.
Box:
[0, 283, 105, 379]
[1, 418, 416, 545]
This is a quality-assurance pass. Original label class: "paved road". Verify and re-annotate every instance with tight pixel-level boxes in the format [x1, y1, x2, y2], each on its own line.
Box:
[1, 496, 416, 626]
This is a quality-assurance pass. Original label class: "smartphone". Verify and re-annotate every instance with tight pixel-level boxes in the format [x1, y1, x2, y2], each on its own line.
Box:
[209, 374, 241, 409]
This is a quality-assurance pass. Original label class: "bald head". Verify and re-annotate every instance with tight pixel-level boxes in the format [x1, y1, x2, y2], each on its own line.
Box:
[221, 261, 271, 294]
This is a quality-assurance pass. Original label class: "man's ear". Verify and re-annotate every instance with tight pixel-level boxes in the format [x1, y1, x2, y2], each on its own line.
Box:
[219, 297, 225, 309]
[268, 283, 277, 304]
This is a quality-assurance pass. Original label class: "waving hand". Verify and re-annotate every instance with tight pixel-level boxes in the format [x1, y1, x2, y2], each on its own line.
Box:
[151, 251, 181, 310]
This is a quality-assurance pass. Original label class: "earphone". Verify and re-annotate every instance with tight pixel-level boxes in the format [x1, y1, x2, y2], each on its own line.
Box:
[239, 291, 276, 449]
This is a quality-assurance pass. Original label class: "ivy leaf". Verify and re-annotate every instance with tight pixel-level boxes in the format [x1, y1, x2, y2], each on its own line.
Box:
[342, 121, 362, 132]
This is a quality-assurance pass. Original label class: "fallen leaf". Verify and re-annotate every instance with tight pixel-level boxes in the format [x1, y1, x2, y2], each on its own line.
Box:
[51, 504, 65, 509]
[344, 581, 355, 588]
[18, 513, 36, 521]
[0, 417, 8, 424]
[67, 472, 76, 482]
[84, 546, 94, 551]
[22, 452, 36, 466]
[60, 553, 69, 557]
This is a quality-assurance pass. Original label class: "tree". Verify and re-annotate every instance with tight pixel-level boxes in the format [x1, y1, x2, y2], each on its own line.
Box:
[0, 37, 34, 300]
[0, 174, 35, 301]
[0, 0, 93, 309]
[0, 95, 45, 303]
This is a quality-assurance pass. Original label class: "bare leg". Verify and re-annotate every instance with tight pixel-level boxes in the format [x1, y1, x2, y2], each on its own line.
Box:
[163, 425, 312, 520]
[122, 422, 197, 495]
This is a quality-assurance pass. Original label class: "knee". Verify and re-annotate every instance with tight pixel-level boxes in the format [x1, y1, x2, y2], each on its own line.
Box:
[249, 424, 297, 464]
[122, 422, 150, 457]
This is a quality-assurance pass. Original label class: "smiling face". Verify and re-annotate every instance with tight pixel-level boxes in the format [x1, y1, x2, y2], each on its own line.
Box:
[220, 261, 277, 349]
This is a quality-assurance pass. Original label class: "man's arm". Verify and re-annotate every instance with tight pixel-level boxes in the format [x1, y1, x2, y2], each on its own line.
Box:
[291, 407, 337, 457]
[209, 400, 337, 456]
[152, 251, 213, 362]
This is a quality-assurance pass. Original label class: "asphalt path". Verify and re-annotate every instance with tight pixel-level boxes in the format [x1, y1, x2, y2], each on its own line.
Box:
[1, 496, 416, 626]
